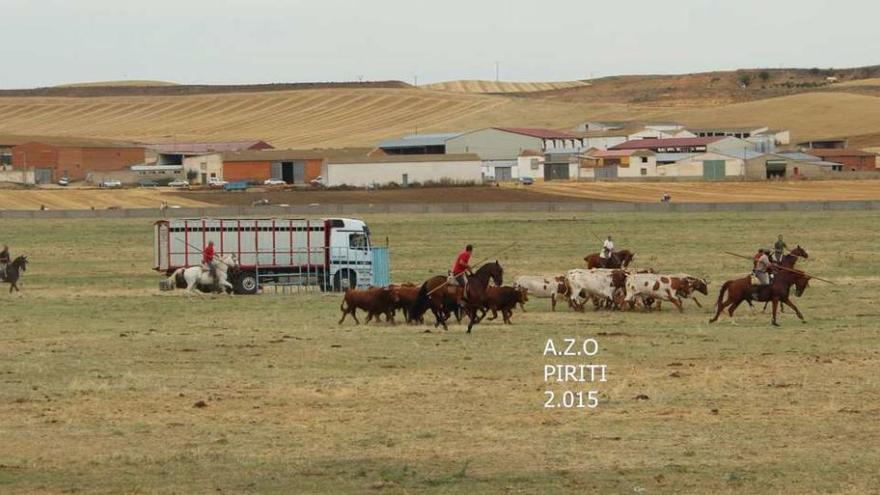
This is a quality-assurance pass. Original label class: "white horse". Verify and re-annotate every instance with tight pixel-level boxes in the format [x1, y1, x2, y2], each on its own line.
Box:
[166, 254, 237, 295]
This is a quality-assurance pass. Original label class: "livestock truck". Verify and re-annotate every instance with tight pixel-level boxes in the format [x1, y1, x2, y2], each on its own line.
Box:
[154, 217, 388, 294]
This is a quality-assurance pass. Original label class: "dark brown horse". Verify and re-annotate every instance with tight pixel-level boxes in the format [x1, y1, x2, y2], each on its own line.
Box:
[584, 250, 634, 269]
[710, 267, 810, 326]
[759, 245, 808, 312]
[411, 262, 503, 333]
[1, 255, 28, 293]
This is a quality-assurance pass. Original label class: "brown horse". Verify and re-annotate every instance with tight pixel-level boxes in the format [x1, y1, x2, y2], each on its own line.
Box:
[584, 250, 634, 269]
[411, 261, 503, 333]
[759, 245, 808, 312]
[709, 267, 810, 326]
[1, 255, 27, 294]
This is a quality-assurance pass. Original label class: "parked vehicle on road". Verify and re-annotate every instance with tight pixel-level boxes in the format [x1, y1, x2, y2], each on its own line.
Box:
[518, 176, 534, 185]
[263, 178, 286, 186]
[57, 177, 70, 186]
[223, 181, 250, 191]
[99, 179, 122, 189]
[168, 179, 190, 188]
[207, 178, 228, 189]
[138, 179, 159, 188]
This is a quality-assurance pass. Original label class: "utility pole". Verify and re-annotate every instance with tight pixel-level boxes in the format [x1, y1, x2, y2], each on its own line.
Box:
[495, 61, 500, 82]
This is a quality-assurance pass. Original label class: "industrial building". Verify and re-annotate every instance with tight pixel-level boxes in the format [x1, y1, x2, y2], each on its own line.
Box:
[182, 148, 371, 185]
[10, 136, 145, 183]
[322, 154, 483, 187]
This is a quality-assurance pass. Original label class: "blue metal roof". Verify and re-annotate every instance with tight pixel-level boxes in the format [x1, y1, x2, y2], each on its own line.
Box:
[777, 152, 822, 161]
[378, 132, 463, 149]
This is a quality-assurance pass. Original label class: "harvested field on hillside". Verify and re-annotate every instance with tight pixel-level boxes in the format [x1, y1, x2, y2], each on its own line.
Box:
[0, 88, 618, 148]
[423, 79, 589, 93]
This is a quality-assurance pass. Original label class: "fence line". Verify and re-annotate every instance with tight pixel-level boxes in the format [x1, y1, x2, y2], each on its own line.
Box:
[1, 200, 879, 219]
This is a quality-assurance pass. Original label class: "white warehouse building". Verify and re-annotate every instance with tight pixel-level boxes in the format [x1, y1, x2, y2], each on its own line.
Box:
[321, 154, 483, 187]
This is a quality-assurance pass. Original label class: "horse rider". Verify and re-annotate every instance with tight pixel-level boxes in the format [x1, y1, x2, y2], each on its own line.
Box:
[773, 234, 788, 263]
[752, 248, 772, 286]
[202, 241, 219, 291]
[0, 244, 9, 279]
[449, 244, 474, 304]
[600, 235, 614, 259]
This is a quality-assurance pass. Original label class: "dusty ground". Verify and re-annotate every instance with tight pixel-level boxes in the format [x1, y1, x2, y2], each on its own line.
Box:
[530, 179, 880, 203]
[0, 211, 878, 493]
[3, 181, 880, 210]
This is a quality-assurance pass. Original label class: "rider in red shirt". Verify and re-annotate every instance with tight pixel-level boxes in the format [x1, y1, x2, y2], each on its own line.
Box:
[451, 244, 473, 286]
[202, 241, 215, 266]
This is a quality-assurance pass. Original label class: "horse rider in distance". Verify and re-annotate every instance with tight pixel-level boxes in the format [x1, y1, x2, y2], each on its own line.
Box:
[773, 234, 788, 264]
[600, 235, 614, 259]
[202, 241, 219, 292]
[0, 244, 10, 280]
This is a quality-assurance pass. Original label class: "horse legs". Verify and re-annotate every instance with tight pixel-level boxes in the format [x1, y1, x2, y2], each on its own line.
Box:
[487, 308, 498, 321]
[692, 297, 702, 308]
[709, 298, 732, 323]
[728, 299, 743, 317]
[771, 299, 780, 327]
[503, 308, 512, 324]
[782, 298, 806, 323]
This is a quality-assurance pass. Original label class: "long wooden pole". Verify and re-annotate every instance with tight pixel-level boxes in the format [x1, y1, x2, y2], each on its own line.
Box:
[723, 251, 835, 284]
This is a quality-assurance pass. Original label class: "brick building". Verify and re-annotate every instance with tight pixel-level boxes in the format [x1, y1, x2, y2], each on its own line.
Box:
[11, 136, 145, 182]
[808, 148, 878, 171]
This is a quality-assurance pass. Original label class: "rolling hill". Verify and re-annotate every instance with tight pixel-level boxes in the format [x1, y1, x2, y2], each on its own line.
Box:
[1, 66, 879, 149]
[421, 79, 589, 94]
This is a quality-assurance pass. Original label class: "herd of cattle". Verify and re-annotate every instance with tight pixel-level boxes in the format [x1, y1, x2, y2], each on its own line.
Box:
[338, 266, 709, 327]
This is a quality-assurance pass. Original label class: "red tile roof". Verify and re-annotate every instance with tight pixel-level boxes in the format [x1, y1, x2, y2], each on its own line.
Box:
[494, 127, 580, 139]
[610, 136, 724, 150]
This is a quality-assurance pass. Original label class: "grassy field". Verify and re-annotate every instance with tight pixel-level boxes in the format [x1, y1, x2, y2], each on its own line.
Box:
[1, 211, 878, 494]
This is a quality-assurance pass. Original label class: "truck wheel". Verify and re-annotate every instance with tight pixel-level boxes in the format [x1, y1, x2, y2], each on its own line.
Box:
[234, 271, 258, 295]
[333, 270, 357, 291]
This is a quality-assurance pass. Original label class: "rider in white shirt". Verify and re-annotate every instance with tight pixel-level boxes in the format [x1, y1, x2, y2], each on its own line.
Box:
[601, 236, 614, 259]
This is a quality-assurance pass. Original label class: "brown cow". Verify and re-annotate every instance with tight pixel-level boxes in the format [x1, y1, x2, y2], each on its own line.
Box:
[389, 283, 422, 324]
[339, 287, 400, 325]
[484, 286, 528, 324]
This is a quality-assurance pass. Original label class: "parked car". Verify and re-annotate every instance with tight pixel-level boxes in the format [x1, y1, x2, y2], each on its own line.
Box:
[263, 178, 286, 186]
[518, 176, 534, 185]
[57, 177, 70, 186]
[138, 179, 159, 188]
[207, 178, 228, 189]
[223, 181, 250, 192]
[168, 179, 190, 188]
[99, 179, 122, 189]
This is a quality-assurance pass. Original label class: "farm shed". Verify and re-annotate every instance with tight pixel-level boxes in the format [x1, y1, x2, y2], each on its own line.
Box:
[808, 148, 878, 171]
[182, 148, 371, 185]
[581, 149, 657, 179]
[148, 140, 273, 166]
[378, 133, 463, 155]
[610, 136, 755, 155]
[446, 127, 584, 182]
[321, 154, 482, 188]
[655, 152, 746, 179]
[10, 136, 145, 182]
[743, 153, 829, 179]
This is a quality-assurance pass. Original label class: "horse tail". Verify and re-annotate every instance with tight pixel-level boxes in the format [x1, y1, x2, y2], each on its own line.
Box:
[715, 281, 731, 310]
[408, 282, 431, 320]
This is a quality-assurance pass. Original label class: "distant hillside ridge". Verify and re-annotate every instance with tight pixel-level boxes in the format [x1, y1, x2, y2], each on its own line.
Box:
[0, 81, 414, 98]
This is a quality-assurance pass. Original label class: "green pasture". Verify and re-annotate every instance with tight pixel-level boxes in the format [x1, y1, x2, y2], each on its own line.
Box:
[0, 211, 878, 494]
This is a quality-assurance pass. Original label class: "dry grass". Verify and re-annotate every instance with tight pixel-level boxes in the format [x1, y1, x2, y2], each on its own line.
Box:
[0, 211, 878, 493]
[0, 88, 618, 149]
[422, 80, 589, 93]
[529, 179, 880, 203]
[0, 188, 213, 210]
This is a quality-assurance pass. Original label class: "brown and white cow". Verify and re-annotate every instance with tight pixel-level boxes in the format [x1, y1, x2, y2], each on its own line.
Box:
[339, 287, 400, 325]
[624, 274, 706, 312]
[514, 275, 568, 312]
[565, 268, 628, 311]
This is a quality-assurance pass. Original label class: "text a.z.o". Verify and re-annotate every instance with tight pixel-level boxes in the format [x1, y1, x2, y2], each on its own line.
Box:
[543, 338, 607, 410]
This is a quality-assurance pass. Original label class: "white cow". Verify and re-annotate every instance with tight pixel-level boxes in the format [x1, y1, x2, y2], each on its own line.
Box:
[565, 269, 627, 310]
[624, 273, 703, 312]
[514, 275, 569, 311]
